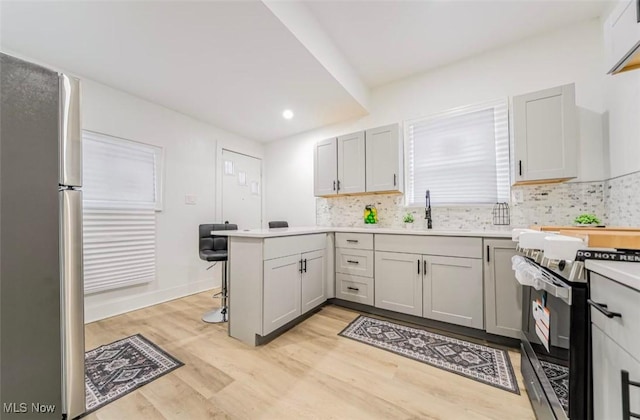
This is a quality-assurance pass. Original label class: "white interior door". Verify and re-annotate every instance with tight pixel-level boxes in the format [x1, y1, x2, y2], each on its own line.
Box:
[221, 149, 262, 229]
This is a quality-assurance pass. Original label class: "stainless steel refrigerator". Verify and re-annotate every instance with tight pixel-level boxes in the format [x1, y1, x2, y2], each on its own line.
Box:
[1, 53, 85, 419]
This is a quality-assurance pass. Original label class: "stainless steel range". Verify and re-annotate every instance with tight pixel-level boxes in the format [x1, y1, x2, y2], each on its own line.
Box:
[512, 229, 590, 420]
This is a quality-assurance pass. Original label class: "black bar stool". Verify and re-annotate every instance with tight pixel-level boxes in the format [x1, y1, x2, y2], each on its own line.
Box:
[199, 223, 237, 323]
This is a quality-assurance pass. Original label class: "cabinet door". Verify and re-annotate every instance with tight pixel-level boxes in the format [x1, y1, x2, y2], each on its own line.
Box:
[606, 0, 640, 72]
[484, 239, 522, 338]
[263, 254, 302, 335]
[513, 84, 577, 184]
[301, 249, 326, 314]
[592, 324, 640, 420]
[423, 255, 483, 329]
[314, 138, 337, 196]
[337, 131, 365, 194]
[365, 124, 402, 193]
[375, 251, 422, 316]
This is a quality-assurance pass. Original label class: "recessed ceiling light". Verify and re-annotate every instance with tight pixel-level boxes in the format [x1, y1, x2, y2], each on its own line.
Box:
[282, 109, 294, 120]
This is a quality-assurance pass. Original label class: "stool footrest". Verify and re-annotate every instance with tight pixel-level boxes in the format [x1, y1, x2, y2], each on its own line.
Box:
[202, 307, 227, 323]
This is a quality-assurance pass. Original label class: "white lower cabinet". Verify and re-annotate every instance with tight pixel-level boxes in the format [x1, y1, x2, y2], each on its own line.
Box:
[592, 324, 640, 419]
[263, 239, 326, 336]
[263, 254, 302, 335]
[375, 251, 423, 316]
[591, 271, 640, 419]
[374, 250, 483, 328]
[301, 249, 326, 314]
[423, 255, 484, 329]
[336, 248, 373, 277]
[484, 239, 522, 338]
[336, 273, 374, 305]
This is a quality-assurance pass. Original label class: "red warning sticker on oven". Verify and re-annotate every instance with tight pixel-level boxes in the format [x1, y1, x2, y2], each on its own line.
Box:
[533, 299, 550, 352]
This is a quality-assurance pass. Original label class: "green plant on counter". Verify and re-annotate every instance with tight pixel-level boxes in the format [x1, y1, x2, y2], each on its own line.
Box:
[574, 213, 601, 225]
[403, 213, 415, 223]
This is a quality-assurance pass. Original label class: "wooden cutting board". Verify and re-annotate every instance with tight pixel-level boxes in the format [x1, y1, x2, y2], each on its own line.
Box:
[557, 229, 640, 250]
[531, 226, 640, 232]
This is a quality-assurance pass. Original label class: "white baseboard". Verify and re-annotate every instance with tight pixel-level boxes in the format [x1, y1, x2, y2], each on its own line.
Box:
[85, 280, 216, 323]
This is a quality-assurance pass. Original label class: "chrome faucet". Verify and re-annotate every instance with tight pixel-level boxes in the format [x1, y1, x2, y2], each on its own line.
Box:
[425, 189, 432, 229]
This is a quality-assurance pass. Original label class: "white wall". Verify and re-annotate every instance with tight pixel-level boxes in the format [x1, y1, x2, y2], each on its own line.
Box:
[81, 81, 264, 322]
[265, 19, 608, 225]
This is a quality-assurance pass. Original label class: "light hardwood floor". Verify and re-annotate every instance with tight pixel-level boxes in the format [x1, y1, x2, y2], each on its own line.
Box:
[84, 291, 535, 420]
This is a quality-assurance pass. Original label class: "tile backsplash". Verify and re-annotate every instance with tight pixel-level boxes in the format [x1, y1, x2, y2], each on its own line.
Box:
[605, 170, 640, 227]
[316, 181, 612, 229]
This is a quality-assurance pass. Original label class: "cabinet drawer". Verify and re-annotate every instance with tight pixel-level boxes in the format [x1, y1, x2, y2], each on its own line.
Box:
[375, 234, 482, 259]
[264, 234, 326, 260]
[335, 232, 373, 250]
[592, 324, 640, 420]
[336, 248, 373, 277]
[336, 273, 373, 306]
[590, 272, 640, 355]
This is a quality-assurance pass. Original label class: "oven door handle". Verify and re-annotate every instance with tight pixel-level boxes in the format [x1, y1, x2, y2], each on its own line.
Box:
[540, 277, 571, 303]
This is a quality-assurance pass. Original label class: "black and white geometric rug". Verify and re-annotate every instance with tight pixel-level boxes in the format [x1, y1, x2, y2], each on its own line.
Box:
[339, 316, 520, 394]
[85, 334, 183, 414]
[540, 360, 569, 414]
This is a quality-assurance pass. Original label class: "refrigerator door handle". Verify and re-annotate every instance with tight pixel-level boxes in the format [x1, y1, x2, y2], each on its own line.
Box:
[60, 189, 86, 418]
[59, 74, 82, 187]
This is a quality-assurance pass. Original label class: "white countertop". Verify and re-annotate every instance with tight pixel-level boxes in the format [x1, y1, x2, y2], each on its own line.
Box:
[211, 225, 514, 239]
[586, 260, 640, 292]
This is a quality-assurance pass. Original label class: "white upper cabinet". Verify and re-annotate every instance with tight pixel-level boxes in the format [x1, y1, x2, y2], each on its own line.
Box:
[365, 124, 403, 193]
[314, 124, 403, 197]
[512, 83, 578, 185]
[314, 137, 338, 196]
[604, 0, 640, 74]
[337, 131, 366, 194]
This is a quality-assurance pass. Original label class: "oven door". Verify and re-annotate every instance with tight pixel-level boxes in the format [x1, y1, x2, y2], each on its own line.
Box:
[522, 285, 571, 420]
[514, 256, 572, 419]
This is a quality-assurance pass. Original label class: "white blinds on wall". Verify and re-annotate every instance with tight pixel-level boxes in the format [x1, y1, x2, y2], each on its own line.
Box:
[82, 131, 161, 294]
[406, 100, 510, 206]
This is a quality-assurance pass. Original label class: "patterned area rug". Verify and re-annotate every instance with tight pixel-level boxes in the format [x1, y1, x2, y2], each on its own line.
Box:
[540, 360, 569, 414]
[339, 316, 520, 394]
[85, 334, 183, 414]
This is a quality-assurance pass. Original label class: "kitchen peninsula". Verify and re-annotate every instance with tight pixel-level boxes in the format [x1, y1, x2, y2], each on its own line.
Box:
[212, 227, 517, 346]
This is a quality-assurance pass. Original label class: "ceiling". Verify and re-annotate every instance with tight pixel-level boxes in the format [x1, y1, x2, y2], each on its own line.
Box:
[307, 0, 613, 88]
[1, 1, 613, 142]
[0, 1, 367, 142]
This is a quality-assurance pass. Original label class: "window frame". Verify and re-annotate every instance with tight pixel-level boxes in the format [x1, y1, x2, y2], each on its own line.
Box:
[82, 130, 165, 211]
[403, 99, 511, 208]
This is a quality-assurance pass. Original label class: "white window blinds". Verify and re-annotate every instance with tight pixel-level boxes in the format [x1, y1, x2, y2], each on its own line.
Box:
[406, 100, 510, 206]
[82, 131, 162, 294]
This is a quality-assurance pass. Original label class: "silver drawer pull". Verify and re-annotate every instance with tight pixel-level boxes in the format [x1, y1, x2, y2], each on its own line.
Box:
[346, 260, 359, 264]
[588, 299, 622, 319]
[347, 286, 359, 292]
[346, 239, 359, 243]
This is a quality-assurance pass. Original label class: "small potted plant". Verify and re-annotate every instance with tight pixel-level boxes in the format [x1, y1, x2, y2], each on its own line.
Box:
[574, 213, 602, 227]
[403, 213, 415, 229]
